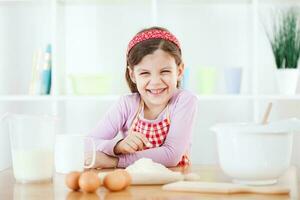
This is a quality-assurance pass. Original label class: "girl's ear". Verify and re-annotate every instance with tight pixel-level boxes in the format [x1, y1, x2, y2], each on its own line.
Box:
[177, 63, 185, 80]
[128, 66, 136, 83]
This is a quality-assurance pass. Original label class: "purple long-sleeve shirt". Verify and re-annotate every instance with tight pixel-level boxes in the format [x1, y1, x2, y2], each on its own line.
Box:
[88, 89, 198, 168]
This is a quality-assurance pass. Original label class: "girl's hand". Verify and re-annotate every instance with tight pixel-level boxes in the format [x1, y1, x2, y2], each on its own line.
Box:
[114, 131, 150, 154]
[85, 151, 118, 169]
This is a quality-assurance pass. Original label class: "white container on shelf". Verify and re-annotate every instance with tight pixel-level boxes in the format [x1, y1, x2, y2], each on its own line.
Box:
[275, 68, 299, 95]
[224, 67, 242, 94]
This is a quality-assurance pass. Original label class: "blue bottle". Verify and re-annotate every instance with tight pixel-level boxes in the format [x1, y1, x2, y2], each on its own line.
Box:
[41, 44, 52, 95]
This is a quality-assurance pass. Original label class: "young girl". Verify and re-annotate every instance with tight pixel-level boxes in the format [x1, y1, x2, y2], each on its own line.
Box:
[86, 27, 198, 168]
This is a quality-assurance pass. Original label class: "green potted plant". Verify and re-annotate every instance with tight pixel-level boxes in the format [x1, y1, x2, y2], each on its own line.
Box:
[267, 8, 300, 94]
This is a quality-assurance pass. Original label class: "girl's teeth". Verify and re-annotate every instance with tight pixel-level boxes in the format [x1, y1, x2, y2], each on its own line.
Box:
[149, 89, 164, 94]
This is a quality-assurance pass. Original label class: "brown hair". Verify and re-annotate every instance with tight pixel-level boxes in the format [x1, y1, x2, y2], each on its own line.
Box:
[125, 27, 183, 93]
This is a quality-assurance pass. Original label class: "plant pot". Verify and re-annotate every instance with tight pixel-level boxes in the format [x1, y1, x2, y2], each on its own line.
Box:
[275, 68, 299, 95]
[224, 67, 242, 94]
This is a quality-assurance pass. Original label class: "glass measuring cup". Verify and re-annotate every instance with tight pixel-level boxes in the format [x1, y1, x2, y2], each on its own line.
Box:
[2, 113, 57, 183]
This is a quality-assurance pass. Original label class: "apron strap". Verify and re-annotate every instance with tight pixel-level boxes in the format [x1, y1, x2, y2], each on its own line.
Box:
[165, 104, 171, 123]
[129, 98, 143, 132]
[129, 98, 171, 132]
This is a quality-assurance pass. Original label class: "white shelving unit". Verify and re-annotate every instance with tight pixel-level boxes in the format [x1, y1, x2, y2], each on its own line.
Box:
[2, 94, 300, 101]
[1, 0, 300, 167]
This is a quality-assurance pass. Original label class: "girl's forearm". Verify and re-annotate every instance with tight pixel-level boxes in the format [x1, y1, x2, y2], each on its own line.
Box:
[89, 151, 119, 169]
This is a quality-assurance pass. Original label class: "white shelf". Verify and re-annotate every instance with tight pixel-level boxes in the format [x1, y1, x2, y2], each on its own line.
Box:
[56, 0, 300, 4]
[197, 95, 254, 100]
[254, 95, 300, 100]
[258, 0, 300, 5]
[57, 0, 149, 5]
[3, 0, 296, 5]
[0, 0, 51, 3]
[1, 95, 300, 101]
[57, 0, 251, 5]
[197, 95, 300, 100]
[157, 0, 252, 5]
[0, 95, 120, 101]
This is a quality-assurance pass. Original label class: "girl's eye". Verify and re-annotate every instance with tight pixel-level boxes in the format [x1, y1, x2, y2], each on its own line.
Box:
[161, 70, 170, 74]
[140, 72, 149, 75]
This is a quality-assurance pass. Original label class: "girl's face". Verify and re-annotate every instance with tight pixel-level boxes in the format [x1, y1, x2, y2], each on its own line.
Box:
[129, 49, 184, 109]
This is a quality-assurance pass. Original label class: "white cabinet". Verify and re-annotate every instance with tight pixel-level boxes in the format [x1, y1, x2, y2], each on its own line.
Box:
[0, 0, 300, 168]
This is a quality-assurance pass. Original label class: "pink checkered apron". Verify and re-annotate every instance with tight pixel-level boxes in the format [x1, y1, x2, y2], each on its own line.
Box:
[129, 100, 189, 166]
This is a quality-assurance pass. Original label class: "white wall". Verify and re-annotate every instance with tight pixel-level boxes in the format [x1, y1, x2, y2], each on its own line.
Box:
[63, 3, 253, 95]
[0, 2, 51, 95]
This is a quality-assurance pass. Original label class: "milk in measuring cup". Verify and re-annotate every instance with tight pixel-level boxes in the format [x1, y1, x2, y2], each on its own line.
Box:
[12, 149, 54, 182]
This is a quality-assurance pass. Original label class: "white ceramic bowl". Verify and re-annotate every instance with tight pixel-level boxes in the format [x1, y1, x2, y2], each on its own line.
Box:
[211, 119, 300, 185]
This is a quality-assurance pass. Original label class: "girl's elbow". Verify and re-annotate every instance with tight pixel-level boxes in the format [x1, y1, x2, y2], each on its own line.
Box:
[164, 151, 183, 167]
[164, 160, 180, 167]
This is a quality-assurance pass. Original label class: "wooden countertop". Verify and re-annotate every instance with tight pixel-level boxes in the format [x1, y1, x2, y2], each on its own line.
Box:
[0, 165, 297, 200]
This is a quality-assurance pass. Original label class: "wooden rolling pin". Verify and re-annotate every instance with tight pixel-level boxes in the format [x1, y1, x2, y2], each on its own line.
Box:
[162, 181, 290, 195]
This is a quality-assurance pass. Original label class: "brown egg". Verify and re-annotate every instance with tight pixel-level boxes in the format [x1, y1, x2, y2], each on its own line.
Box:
[65, 171, 81, 191]
[125, 171, 131, 186]
[79, 171, 100, 193]
[115, 169, 131, 186]
[103, 169, 131, 192]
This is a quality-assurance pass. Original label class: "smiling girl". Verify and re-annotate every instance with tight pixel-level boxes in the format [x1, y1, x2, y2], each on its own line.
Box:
[86, 27, 198, 168]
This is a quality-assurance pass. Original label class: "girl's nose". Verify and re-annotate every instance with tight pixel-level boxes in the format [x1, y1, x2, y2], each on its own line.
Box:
[150, 74, 162, 85]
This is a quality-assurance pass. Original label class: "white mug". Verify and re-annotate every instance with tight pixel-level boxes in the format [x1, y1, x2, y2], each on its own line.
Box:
[54, 134, 96, 174]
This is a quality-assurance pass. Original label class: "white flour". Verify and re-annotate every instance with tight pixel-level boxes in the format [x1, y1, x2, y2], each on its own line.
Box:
[125, 158, 173, 174]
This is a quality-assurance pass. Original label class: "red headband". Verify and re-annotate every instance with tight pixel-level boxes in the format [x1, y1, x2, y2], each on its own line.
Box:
[127, 29, 181, 55]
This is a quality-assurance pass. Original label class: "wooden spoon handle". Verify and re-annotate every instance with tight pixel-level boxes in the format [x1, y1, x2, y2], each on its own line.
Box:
[262, 102, 273, 124]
